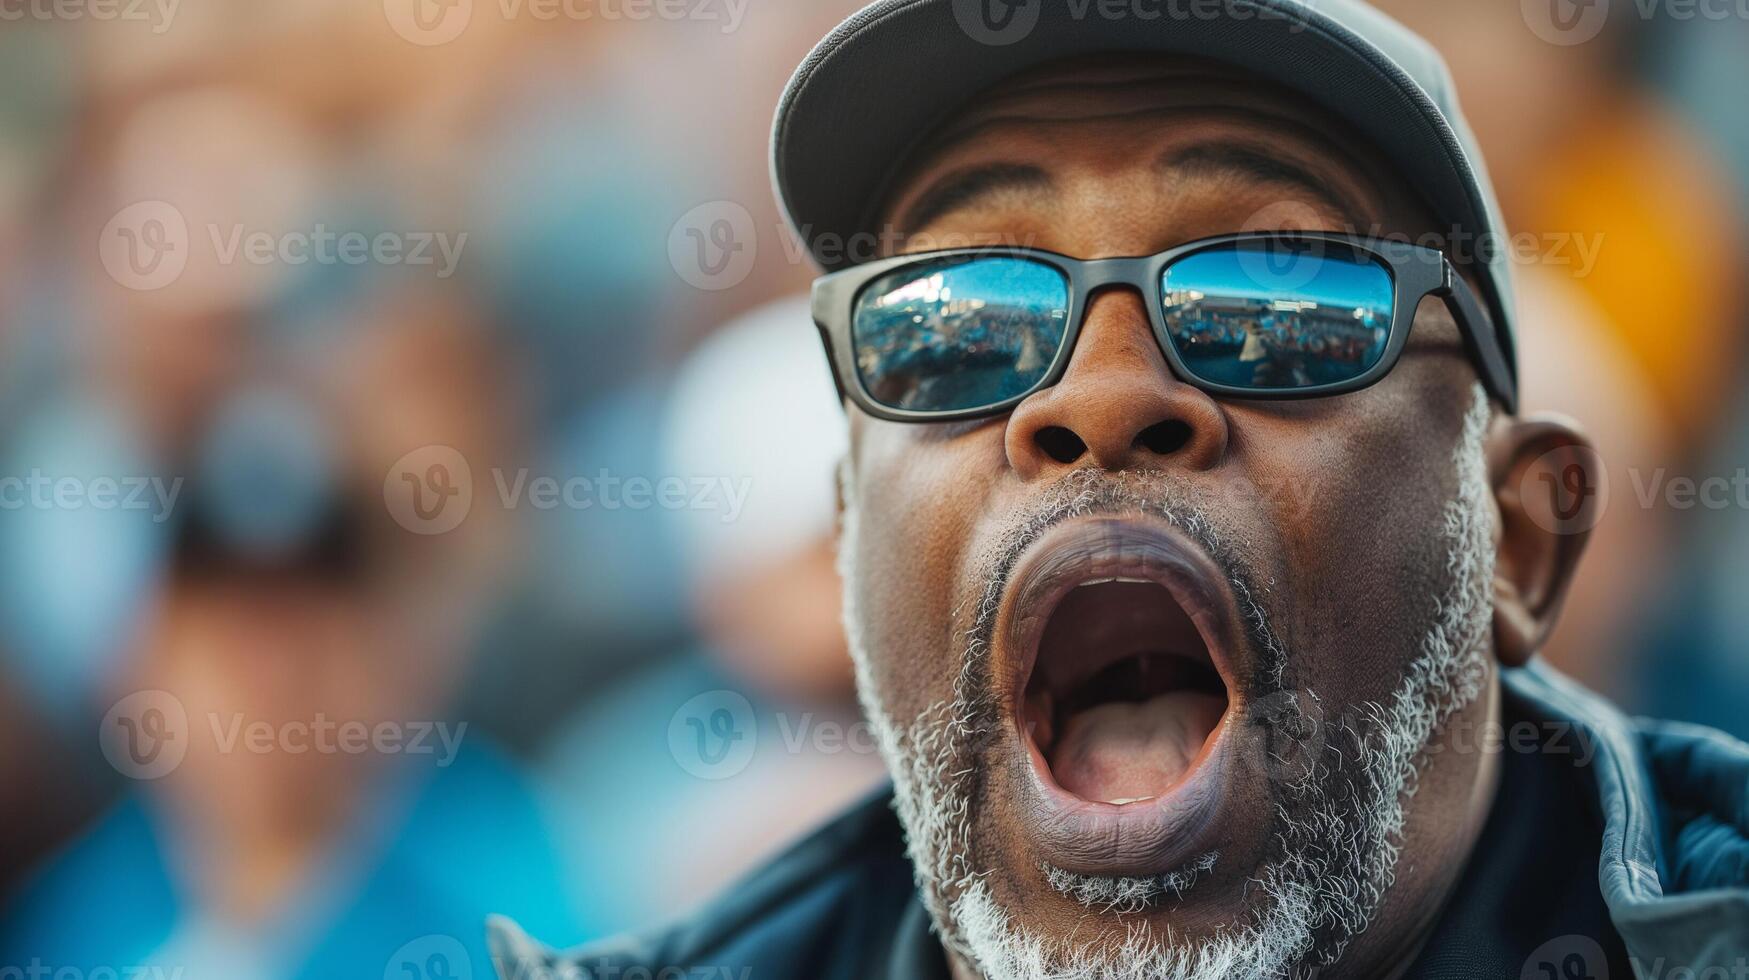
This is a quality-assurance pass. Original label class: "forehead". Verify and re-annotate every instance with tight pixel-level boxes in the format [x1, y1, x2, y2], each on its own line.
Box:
[880, 55, 1428, 252]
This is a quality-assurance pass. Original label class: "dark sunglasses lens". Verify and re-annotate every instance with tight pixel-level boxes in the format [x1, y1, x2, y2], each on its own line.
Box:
[1160, 241, 1394, 391]
[851, 256, 1070, 413]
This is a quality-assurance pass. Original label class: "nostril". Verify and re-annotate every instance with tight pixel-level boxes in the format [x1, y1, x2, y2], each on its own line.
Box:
[1135, 420, 1192, 456]
[1034, 426, 1087, 465]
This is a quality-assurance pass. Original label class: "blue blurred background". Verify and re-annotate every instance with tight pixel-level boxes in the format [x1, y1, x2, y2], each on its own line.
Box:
[0, 2, 1745, 977]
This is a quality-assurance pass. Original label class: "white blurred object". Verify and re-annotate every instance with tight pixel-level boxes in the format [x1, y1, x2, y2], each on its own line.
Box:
[661, 295, 846, 584]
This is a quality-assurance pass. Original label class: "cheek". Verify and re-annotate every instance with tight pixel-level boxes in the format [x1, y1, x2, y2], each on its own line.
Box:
[845, 420, 1004, 722]
[1228, 376, 1475, 700]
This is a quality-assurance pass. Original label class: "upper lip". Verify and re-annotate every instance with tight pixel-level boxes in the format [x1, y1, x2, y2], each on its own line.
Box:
[997, 515, 1245, 710]
[993, 514, 1250, 877]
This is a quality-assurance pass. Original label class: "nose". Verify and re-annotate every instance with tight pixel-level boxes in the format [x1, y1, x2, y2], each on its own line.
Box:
[1005, 288, 1228, 480]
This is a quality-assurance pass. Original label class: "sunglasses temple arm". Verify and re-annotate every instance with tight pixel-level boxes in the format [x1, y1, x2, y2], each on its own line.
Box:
[1437, 269, 1519, 415]
[812, 278, 854, 413]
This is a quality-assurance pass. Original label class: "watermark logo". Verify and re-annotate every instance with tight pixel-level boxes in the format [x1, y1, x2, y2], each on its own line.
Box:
[384, 445, 474, 535]
[1250, 687, 1328, 787]
[387, 935, 474, 980]
[1525, 0, 1749, 47]
[669, 201, 757, 291]
[99, 201, 189, 292]
[1520, 442, 1609, 537]
[99, 690, 190, 780]
[383, 0, 475, 45]
[1521, 934, 1609, 980]
[1236, 201, 1332, 293]
[99, 202, 468, 289]
[1523, 0, 1612, 45]
[100, 692, 469, 778]
[952, 0, 1042, 45]
[384, 448, 753, 533]
[668, 690, 757, 779]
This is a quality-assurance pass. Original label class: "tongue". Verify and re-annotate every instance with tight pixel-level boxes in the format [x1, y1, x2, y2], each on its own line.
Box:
[1049, 691, 1225, 803]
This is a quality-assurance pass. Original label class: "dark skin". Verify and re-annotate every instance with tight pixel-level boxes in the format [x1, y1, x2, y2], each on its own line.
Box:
[837, 57, 1600, 979]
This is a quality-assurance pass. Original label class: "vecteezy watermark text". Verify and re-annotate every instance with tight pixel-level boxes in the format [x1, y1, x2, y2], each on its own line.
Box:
[383, 445, 752, 535]
[0, 964, 186, 980]
[99, 690, 468, 779]
[496, 958, 755, 980]
[0, 470, 181, 523]
[99, 201, 468, 291]
[951, 0, 1309, 47]
[666, 197, 1608, 292]
[382, 0, 749, 46]
[0, 0, 177, 31]
[491, 469, 750, 522]
[1525, 0, 1749, 46]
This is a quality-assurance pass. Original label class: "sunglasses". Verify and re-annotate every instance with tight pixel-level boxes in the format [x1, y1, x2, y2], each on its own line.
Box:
[811, 232, 1517, 421]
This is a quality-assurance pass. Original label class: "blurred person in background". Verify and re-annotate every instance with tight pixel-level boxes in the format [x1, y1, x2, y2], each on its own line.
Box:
[1, 17, 593, 977]
[0, 283, 590, 978]
[5, 5, 887, 969]
[1369, 0, 1747, 699]
[538, 296, 885, 936]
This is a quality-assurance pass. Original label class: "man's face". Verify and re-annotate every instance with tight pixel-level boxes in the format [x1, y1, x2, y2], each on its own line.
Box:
[836, 58, 1537, 979]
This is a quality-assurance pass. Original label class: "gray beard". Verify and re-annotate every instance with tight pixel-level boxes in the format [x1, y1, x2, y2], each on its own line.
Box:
[838, 384, 1497, 980]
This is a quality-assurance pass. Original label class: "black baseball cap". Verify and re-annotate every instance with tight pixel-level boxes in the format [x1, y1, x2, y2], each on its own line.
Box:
[771, 0, 1519, 394]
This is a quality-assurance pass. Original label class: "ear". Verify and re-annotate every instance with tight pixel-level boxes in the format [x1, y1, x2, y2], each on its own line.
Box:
[1486, 413, 1604, 668]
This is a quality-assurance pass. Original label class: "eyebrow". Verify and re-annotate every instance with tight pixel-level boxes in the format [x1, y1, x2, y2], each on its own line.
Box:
[1158, 144, 1357, 216]
[895, 162, 1054, 235]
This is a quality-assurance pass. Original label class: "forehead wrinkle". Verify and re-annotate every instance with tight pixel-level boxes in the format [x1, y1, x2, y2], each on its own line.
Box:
[924, 80, 1370, 151]
[889, 104, 1390, 236]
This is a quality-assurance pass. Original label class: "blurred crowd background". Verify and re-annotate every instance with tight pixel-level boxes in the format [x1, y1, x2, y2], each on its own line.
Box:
[0, 1, 1745, 977]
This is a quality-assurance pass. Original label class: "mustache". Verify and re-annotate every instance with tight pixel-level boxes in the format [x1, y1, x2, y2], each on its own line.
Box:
[959, 468, 1288, 710]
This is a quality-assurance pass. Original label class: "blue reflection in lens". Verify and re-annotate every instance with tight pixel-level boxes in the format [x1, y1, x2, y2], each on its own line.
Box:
[852, 256, 1069, 412]
[1161, 243, 1393, 391]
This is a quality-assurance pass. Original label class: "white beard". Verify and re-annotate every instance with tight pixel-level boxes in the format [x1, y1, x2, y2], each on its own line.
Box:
[838, 384, 1499, 980]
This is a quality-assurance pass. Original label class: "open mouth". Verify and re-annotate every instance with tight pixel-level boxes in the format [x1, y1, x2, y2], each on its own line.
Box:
[998, 516, 1245, 876]
[1023, 579, 1229, 805]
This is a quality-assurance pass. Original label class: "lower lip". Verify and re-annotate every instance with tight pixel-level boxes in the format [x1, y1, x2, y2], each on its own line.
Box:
[1015, 709, 1232, 876]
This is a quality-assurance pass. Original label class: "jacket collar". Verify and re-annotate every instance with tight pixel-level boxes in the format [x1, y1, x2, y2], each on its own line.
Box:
[1504, 662, 1749, 971]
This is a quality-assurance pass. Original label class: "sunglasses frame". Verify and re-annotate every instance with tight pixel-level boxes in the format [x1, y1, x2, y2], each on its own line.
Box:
[811, 232, 1518, 422]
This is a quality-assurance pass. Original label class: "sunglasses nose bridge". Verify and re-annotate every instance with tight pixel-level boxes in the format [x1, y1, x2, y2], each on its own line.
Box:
[1075, 256, 1156, 295]
[1065, 256, 1170, 373]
